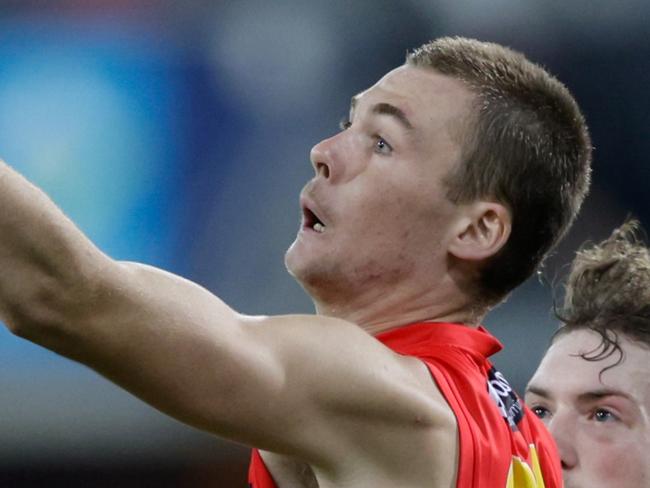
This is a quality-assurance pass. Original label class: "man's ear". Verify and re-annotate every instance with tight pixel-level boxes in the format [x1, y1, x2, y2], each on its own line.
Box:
[448, 202, 511, 261]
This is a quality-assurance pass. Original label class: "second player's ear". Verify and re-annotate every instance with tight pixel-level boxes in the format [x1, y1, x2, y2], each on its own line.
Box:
[448, 202, 511, 262]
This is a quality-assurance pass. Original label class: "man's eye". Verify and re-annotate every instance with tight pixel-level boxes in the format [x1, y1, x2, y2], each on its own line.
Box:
[374, 137, 392, 155]
[592, 408, 618, 423]
[531, 405, 551, 420]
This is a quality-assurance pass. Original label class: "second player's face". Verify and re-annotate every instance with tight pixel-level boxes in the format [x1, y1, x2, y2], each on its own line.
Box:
[285, 65, 473, 301]
[526, 329, 650, 488]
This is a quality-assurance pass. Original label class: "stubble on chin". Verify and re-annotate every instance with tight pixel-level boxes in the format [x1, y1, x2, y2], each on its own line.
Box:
[292, 261, 351, 301]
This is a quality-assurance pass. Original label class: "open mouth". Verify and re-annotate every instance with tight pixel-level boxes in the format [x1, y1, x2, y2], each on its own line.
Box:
[303, 207, 326, 233]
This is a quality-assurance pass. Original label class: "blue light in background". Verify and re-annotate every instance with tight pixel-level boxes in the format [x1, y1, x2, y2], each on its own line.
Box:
[0, 17, 184, 366]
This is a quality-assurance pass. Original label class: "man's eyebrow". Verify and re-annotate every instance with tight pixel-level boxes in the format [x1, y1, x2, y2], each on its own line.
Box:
[525, 385, 634, 403]
[525, 384, 550, 398]
[372, 102, 414, 131]
[349, 96, 414, 131]
[577, 388, 634, 403]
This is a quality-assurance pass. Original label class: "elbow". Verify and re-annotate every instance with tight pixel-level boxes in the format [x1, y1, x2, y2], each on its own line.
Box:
[3, 276, 65, 339]
[2, 256, 116, 342]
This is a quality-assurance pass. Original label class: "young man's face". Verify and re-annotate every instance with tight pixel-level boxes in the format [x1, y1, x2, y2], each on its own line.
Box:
[526, 329, 650, 488]
[285, 64, 473, 308]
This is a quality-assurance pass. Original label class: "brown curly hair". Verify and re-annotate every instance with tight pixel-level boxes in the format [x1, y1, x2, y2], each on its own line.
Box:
[553, 219, 650, 372]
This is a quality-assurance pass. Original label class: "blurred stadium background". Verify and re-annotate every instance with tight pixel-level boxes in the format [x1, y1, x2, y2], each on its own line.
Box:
[0, 1, 648, 486]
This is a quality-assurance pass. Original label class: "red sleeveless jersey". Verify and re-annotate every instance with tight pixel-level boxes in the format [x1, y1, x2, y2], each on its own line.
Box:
[248, 322, 562, 488]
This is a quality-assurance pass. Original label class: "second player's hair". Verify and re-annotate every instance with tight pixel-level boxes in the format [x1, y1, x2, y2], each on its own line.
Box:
[553, 220, 650, 367]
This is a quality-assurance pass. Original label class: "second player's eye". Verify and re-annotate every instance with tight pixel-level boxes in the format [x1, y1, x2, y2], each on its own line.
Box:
[531, 405, 552, 420]
[592, 408, 618, 423]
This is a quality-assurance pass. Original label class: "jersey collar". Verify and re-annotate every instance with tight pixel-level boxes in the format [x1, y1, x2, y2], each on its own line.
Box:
[376, 321, 502, 359]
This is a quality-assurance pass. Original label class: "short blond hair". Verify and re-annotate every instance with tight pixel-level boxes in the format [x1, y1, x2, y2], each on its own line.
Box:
[407, 37, 592, 304]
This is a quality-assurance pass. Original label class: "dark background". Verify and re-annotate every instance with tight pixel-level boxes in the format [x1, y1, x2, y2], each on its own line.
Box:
[0, 1, 648, 486]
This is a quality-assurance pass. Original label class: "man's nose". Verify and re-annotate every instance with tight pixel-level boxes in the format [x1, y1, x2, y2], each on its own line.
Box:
[310, 135, 335, 181]
[547, 411, 578, 471]
[310, 130, 363, 183]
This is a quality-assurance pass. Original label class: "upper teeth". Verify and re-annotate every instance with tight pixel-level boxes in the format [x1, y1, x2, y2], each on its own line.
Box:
[313, 223, 325, 233]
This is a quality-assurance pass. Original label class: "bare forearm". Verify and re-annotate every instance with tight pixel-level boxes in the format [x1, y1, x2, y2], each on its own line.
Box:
[0, 159, 109, 338]
[0, 161, 255, 434]
[0, 162, 265, 438]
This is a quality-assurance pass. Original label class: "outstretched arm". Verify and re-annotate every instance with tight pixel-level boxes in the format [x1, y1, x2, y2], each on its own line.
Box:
[0, 160, 449, 470]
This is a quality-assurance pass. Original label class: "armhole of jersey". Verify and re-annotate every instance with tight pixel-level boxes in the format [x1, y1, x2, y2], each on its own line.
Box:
[420, 358, 475, 488]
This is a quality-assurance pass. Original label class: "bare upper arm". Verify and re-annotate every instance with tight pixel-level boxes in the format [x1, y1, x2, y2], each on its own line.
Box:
[27, 260, 453, 468]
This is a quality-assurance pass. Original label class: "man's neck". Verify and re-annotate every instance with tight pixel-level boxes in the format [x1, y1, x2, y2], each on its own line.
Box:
[311, 276, 486, 336]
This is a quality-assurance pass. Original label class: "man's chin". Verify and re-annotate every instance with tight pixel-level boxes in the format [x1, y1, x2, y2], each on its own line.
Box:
[284, 245, 301, 279]
[285, 242, 320, 278]
[285, 259, 314, 290]
[284, 249, 316, 292]
[285, 253, 332, 293]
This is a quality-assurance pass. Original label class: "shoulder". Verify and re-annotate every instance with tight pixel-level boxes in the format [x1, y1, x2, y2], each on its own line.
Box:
[246, 313, 457, 433]
[245, 315, 460, 479]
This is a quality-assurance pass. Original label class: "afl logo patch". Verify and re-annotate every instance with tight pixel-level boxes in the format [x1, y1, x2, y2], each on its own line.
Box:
[487, 366, 523, 429]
